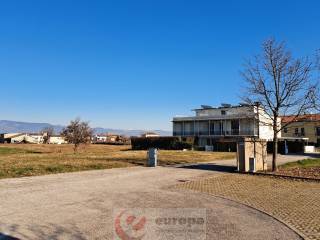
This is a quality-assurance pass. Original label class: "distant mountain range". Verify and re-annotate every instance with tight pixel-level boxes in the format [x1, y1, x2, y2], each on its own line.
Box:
[0, 120, 172, 136]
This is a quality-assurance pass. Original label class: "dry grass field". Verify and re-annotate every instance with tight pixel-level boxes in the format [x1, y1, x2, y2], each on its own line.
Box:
[0, 144, 235, 179]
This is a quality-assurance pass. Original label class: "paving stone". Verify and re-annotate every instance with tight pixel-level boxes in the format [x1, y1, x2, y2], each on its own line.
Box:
[174, 174, 320, 240]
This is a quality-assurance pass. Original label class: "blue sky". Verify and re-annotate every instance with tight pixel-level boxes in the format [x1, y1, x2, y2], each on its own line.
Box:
[1, 0, 319, 130]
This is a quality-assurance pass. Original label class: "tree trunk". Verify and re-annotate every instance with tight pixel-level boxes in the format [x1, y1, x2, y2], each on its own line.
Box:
[74, 144, 78, 154]
[272, 131, 278, 172]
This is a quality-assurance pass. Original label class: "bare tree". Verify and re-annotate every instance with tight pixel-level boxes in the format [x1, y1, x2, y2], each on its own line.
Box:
[242, 38, 318, 171]
[41, 127, 54, 144]
[61, 118, 93, 153]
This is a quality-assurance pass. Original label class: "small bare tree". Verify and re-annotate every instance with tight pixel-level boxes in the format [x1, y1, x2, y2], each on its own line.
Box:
[242, 38, 317, 171]
[41, 127, 54, 144]
[61, 118, 93, 153]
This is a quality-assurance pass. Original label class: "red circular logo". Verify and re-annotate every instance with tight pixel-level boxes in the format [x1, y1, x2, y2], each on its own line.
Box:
[114, 210, 147, 240]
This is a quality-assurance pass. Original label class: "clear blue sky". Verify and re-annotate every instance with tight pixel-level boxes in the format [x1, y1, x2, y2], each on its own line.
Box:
[1, 0, 319, 130]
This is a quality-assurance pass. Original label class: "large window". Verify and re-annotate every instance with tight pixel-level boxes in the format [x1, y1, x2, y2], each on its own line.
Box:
[173, 122, 183, 136]
[316, 127, 320, 136]
[231, 120, 239, 135]
[199, 121, 209, 135]
[183, 122, 194, 136]
[301, 128, 305, 136]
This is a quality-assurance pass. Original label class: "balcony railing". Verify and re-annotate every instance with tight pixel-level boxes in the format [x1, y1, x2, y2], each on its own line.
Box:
[173, 130, 256, 136]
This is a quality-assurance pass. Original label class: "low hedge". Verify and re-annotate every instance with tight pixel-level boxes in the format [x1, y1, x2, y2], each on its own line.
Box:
[131, 137, 192, 150]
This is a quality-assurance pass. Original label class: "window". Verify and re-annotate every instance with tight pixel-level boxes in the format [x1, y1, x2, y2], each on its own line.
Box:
[284, 128, 288, 133]
[295, 128, 299, 135]
[301, 128, 305, 136]
[316, 127, 320, 136]
[221, 110, 226, 115]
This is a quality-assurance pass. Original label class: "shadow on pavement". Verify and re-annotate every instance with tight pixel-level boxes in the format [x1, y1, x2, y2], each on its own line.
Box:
[177, 163, 237, 173]
[0, 223, 87, 240]
[0, 233, 20, 240]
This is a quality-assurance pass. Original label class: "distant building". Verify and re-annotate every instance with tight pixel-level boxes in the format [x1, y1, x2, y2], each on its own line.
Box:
[48, 135, 67, 144]
[141, 132, 160, 138]
[106, 133, 119, 142]
[0, 133, 66, 144]
[91, 133, 130, 145]
[25, 133, 44, 144]
[92, 134, 108, 143]
[0, 133, 27, 143]
[281, 114, 320, 145]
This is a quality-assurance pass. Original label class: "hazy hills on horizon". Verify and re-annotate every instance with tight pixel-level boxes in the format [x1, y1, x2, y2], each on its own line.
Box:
[0, 120, 172, 136]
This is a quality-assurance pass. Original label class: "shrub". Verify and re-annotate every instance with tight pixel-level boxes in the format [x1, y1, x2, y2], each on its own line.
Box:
[131, 137, 192, 150]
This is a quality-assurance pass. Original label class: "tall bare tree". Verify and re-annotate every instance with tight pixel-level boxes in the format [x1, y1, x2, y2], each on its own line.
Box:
[41, 127, 54, 144]
[61, 118, 93, 153]
[242, 38, 317, 171]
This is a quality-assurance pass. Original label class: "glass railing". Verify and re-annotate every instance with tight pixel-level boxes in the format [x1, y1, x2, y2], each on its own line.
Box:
[173, 130, 256, 136]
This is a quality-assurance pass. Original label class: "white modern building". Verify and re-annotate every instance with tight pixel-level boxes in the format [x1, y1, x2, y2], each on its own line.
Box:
[173, 103, 278, 147]
[141, 132, 160, 138]
[92, 134, 108, 143]
[0, 133, 66, 144]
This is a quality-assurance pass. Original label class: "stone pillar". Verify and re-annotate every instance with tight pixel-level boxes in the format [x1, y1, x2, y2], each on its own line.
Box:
[237, 138, 267, 172]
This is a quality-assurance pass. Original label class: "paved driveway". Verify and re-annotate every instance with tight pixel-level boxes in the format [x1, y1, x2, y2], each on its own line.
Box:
[0, 165, 300, 240]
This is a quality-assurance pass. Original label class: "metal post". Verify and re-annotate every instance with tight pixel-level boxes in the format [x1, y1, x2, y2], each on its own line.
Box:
[253, 117, 255, 136]
[182, 121, 185, 136]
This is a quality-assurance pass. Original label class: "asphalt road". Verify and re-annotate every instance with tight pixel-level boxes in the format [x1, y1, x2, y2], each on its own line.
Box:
[0, 161, 301, 240]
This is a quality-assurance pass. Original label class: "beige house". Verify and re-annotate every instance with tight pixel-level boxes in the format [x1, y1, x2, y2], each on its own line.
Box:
[49, 135, 67, 144]
[25, 133, 44, 144]
[281, 114, 320, 145]
[0, 133, 43, 143]
[1, 133, 27, 143]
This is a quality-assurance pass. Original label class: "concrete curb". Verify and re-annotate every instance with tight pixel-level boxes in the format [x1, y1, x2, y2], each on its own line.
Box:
[210, 194, 307, 240]
[244, 171, 320, 182]
[165, 162, 320, 182]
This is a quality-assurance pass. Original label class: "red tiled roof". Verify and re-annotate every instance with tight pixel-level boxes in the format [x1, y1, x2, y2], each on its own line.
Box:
[281, 114, 320, 123]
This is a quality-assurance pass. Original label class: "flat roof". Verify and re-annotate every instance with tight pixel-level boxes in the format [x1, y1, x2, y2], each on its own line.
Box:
[192, 104, 257, 111]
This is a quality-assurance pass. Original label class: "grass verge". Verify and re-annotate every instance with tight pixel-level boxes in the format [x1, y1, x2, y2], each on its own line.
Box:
[0, 144, 235, 179]
[279, 158, 320, 169]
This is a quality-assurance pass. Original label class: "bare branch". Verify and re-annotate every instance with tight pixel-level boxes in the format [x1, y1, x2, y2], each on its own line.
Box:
[241, 38, 319, 171]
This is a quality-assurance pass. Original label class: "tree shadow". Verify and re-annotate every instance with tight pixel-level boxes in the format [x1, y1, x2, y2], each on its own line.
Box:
[0, 233, 20, 240]
[176, 163, 237, 173]
[0, 223, 87, 240]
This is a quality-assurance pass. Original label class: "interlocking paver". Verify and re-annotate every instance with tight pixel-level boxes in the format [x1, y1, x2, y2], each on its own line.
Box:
[174, 174, 320, 240]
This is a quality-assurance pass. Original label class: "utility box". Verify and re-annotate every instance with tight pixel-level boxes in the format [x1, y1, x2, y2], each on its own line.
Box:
[237, 138, 267, 173]
[147, 148, 158, 167]
[304, 145, 315, 153]
[205, 145, 214, 151]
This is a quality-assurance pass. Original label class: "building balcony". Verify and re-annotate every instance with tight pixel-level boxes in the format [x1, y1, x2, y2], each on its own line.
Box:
[173, 129, 256, 137]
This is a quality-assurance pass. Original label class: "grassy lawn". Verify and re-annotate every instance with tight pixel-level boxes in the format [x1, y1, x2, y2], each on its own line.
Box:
[0, 144, 235, 179]
[279, 158, 320, 169]
[278, 158, 320, 179]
